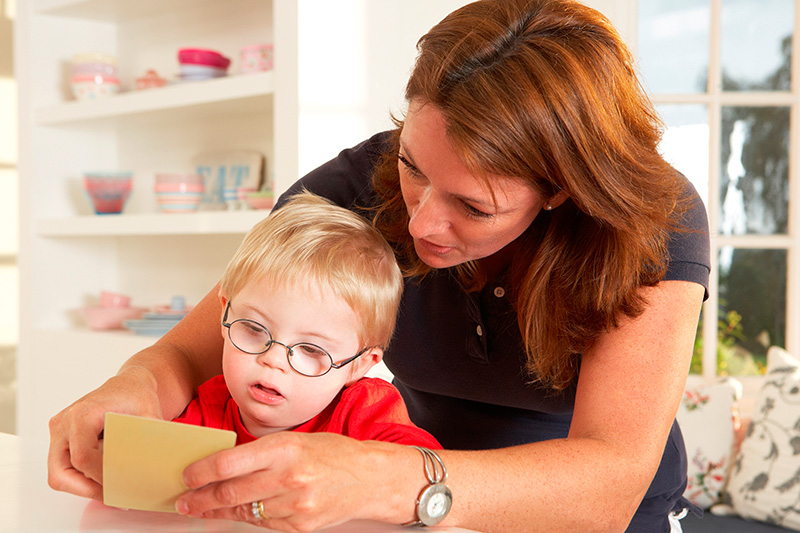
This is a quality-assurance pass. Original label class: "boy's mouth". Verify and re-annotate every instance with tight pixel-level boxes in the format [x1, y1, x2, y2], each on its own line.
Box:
[249, 382, 285, 404]
[254, 383, 281, 396]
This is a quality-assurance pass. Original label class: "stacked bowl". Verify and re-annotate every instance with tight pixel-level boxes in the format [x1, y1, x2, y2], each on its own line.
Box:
[240, 44, 273, 74]
[84, 172, 133, 214]
[71, 53, 120, 100]
[178, 48, 230, 81]
[155, 173, 205, 213]
[78, 291, 147, 330]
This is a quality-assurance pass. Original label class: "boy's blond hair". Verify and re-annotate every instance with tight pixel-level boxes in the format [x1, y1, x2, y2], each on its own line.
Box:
[220, 190, 403, 350]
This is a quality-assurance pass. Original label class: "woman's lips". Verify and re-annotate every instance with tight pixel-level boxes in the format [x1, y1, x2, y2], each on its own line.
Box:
[417, 238, 454, 255]
[249, 383, 284, 405]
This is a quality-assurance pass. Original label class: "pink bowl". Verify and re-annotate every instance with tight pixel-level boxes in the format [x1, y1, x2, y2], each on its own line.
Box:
[99, 291, 131, 308]
[79, 306, 148, 330]
[245, 193, 274, 210]
[154, 183, 205, 193]
[178, 48, 231, 69]
[155, 173, 204, 184]
[84, 174, 132, 214]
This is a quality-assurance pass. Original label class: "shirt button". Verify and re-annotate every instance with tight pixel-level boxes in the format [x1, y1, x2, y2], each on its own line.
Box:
[494, 286, 505, 298]
[476, 325, 483, 336]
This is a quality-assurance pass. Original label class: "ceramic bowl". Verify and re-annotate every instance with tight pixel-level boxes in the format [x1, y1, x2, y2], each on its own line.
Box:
[154, 176, 204, 213]
[99, 291, 131, 308]
[71, 76, 120, 100]
[155, 191, 204, 213]
[240, 43, 273, 74]
[179, 64, 228, 78]
[178, 48, 231, 69]
[79, 306, 147, 330]
[155, 173, 204, 185]
[71, 62, 118, 77]
[72, 52, 117, 66]
[84, 172, 133, 214]
[245, 191, 274, 210]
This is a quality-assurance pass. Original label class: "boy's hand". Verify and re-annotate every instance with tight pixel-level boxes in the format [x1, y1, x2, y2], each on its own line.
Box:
[47, 367, 163, 501]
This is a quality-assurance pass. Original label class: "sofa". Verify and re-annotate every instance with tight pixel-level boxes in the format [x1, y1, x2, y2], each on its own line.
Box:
[675, 346, 800, 532]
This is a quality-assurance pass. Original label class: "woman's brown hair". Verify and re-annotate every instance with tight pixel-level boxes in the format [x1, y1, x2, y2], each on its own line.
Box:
[372, 0, 688, 389]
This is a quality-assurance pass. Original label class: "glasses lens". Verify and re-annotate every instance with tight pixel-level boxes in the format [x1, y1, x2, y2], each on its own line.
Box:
[289, 343, 333, 377]
[230, 320, 271, 354]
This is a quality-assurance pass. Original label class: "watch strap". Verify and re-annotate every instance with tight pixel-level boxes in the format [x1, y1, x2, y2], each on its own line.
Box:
[403, 446, 452, 527]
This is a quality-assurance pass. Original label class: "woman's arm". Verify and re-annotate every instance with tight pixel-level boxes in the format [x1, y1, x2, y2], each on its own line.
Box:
[47, 284, 226, 500]
[175, 280, 703, 532]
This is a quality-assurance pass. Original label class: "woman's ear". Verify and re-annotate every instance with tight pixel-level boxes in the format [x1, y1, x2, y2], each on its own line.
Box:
[544, 189, 569, 211]
[345, 347, 384, 386]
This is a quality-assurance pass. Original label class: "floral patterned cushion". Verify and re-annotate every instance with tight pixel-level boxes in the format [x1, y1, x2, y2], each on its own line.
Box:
[722, 346, 800, 530]
[677, 378, 742, 509]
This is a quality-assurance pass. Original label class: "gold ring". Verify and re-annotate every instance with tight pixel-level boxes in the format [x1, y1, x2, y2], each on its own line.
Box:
[251, 500, 269, 521]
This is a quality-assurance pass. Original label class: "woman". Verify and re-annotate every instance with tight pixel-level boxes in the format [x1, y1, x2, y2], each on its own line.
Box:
[47, 0, 709, 531]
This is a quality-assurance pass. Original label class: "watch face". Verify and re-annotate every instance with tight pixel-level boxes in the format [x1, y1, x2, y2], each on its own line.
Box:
[418, 483, 452, 526]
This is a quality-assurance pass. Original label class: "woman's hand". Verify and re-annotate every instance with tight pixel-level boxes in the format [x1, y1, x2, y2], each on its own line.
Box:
[176, 432, 419, 532]
[47, 366, 163, 500]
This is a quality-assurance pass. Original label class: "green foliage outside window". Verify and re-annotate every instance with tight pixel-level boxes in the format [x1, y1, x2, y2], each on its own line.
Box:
[691, 307, 766, 376]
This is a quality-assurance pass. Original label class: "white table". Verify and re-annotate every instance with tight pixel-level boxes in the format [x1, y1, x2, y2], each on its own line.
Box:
[0, 433, 477, 533]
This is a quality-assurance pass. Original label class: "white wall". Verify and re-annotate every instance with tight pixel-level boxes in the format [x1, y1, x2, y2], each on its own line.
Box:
[0, 0, 17, 436]
[292, 0, 633, 177]
[0, 0, 18, 347]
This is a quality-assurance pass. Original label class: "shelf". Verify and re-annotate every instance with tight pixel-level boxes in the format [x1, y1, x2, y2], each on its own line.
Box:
[36, 210, 270, 237]
[35, 0, 221, 22]
[35, 72, 274, 125]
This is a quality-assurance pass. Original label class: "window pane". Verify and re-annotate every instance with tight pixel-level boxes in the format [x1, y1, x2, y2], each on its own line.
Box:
[719, 106, 789, 235]
[657, 104, 709, 209]
[638, 0, 710, 93]
[721, 0, 793, 91]
[717, 247, 787, 376]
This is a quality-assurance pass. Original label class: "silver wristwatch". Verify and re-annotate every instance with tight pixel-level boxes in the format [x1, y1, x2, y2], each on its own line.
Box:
[404, 446, 452, 527]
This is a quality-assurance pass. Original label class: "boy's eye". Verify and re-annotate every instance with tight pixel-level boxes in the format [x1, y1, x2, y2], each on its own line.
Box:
[295, 344, 329, 359]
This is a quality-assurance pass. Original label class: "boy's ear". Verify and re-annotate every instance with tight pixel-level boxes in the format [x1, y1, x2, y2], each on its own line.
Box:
[345, 347, 384, 386]
[218, 292, 229, 336]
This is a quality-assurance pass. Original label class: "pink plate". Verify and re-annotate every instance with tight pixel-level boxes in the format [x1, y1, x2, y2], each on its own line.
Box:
[178, 48, 231, 69]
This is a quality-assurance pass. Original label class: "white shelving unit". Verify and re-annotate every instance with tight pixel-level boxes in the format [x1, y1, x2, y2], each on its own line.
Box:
[15, 0, 483, 440]
[15, 0, 300, 440]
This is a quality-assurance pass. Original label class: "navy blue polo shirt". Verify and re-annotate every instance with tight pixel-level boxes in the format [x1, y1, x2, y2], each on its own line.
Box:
[275, 132, 711, 532]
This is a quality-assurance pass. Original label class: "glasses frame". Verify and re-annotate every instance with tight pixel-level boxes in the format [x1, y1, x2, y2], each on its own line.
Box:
[222, 301, 369, 377]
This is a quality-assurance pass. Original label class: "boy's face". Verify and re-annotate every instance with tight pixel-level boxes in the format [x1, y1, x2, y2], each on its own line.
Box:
[221, 277, 378, 437]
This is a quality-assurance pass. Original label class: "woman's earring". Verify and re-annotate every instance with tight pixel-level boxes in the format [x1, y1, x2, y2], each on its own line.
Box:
[544, 204, 553, 211]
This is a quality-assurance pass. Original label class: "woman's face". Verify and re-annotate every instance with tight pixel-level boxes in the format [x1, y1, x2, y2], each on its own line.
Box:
[398, 102, 550, 269]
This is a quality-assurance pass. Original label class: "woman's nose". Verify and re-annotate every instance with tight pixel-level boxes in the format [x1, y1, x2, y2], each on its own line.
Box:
[407, 191, 448, 238]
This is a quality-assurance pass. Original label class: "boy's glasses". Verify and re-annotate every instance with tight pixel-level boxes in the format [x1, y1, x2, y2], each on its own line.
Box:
[222, 302, 369, 377]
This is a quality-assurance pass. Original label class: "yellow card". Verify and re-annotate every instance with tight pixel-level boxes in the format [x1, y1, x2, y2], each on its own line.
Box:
[102, 412, 236, 513]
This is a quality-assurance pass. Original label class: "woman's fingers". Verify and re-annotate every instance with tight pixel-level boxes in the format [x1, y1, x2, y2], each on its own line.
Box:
[47, 413, 104, 500]
[176, 432, 384, 530]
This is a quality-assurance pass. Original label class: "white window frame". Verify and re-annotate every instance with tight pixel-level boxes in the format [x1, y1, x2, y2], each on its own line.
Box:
[604, 0, 800, 413]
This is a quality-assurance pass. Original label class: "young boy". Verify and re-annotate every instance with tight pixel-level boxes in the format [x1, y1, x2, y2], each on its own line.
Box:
[173, 191, 440, 449]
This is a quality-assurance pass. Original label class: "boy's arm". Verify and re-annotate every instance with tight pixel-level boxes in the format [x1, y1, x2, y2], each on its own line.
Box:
[337, 378, 442, 449]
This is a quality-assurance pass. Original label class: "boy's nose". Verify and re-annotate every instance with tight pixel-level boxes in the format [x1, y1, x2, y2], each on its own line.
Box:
[255, 341, 290, 370]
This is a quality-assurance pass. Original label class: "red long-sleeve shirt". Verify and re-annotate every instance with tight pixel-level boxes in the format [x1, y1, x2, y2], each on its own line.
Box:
[173, 375, 441, 448]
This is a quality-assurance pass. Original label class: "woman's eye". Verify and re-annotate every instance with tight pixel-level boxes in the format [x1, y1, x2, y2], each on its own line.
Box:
[463, 203, 494, 219]
[398, 153, 423, 178]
